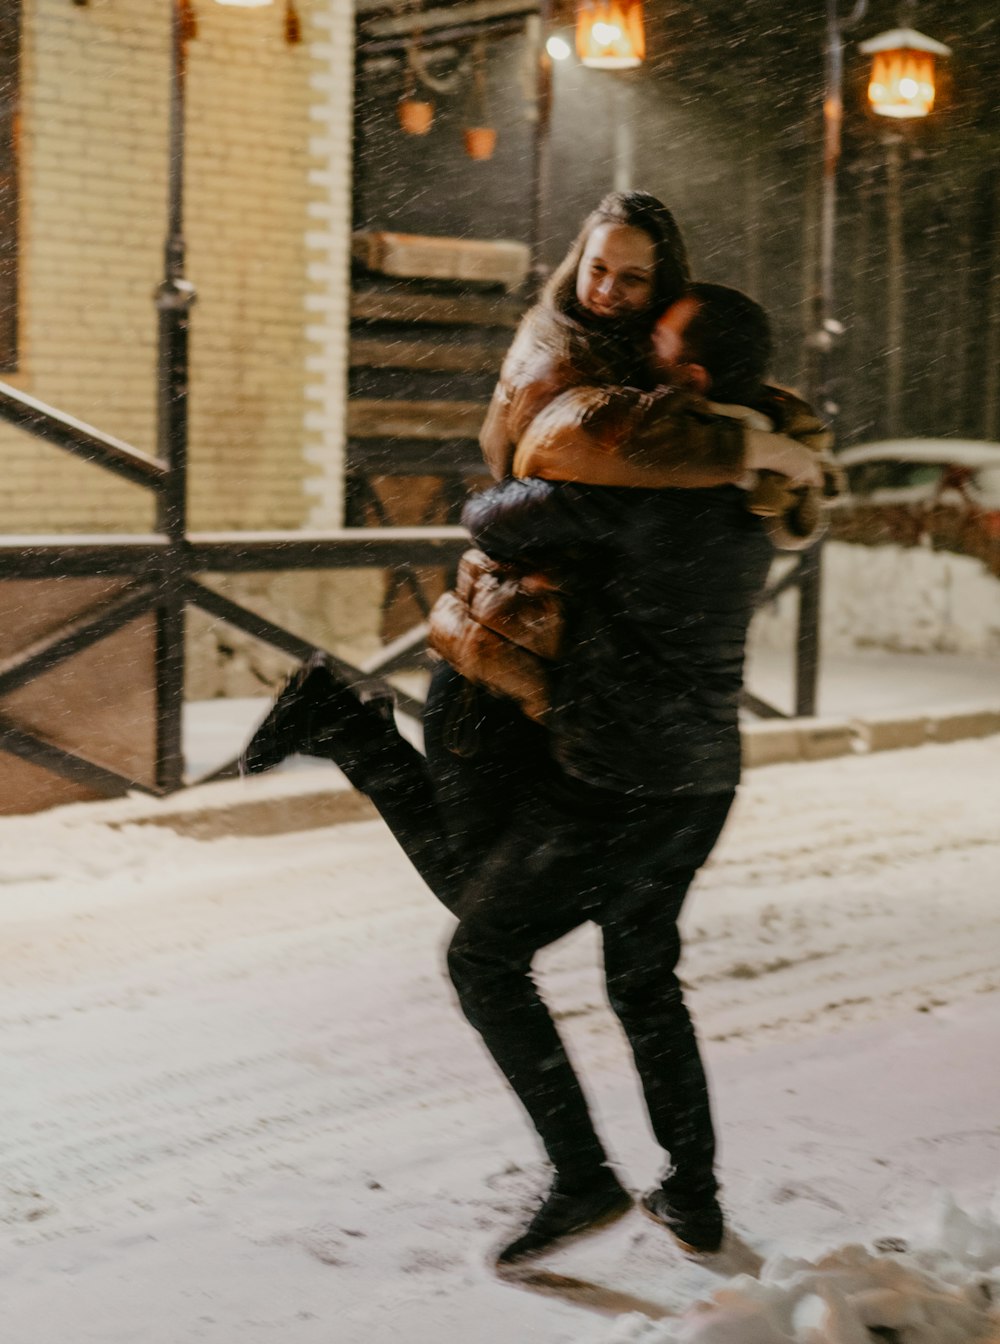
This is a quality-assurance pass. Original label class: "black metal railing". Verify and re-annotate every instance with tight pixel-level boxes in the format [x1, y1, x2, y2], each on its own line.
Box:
[744, 547, 823, 721]
[0, 379, 467, 802]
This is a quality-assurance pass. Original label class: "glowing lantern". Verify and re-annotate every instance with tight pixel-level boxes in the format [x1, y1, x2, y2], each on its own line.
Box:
[859, 27, 951, 119]
[576, 0, 645, 70]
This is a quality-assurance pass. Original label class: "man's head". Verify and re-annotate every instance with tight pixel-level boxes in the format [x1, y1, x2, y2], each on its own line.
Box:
[654, 283, 772, 405]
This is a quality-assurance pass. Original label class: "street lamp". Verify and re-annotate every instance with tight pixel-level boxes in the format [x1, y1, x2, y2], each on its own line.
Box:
[528, 1, 644, 286]
[796, 6, 951, 715]
[858, 24, 950, 437]
[792, 0, 876, 718]
[575, 0, 645, 70]
[860, 26, 951, 120]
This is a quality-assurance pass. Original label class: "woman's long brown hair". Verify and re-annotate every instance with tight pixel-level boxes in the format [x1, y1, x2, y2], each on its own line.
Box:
[542, 191, 690, 330]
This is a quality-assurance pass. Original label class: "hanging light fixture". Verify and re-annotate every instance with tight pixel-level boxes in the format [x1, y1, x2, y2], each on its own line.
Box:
[397, 34, 435, 136]
[576, 0, 645, 70]
[859, 27, 951, 119]
[463, 37, 496, 160]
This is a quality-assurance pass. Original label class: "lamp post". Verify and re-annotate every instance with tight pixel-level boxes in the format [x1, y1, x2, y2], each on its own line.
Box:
[153, 1, 194, 792]
[796, 8, 951, 716]
[154, 0, 272, 791]
[794, 0, 872, 716]
[528, 0, 645, 281]
[528, 1, 554, 297]
[858, 25, 951, 437]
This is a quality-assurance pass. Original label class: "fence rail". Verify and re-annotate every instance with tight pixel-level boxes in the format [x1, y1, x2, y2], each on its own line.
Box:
[1, 368, 818, 811]
[0, 380, 468, 806]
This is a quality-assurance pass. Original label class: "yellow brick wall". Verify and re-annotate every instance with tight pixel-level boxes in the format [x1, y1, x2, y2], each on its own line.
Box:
[0, 1, 384, 694]
[2, 0, 166, 531]
[0, 0, 352, 535]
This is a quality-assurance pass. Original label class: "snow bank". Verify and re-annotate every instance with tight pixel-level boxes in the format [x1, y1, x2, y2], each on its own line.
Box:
[607, 1197, 1000, 1344]
[750, 541, 1000, 656]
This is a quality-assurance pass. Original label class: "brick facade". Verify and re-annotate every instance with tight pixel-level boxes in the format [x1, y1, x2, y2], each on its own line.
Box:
[1, 0, 384, 695]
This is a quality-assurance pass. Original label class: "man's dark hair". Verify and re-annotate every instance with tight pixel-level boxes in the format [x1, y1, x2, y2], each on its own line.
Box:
[682, 283, 772, 406]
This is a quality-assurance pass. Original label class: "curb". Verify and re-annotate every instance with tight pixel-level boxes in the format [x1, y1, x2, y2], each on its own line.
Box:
[742, 702, 1000, 769]
[67, 771, 378, 842]
[58, 702, 1000, 841]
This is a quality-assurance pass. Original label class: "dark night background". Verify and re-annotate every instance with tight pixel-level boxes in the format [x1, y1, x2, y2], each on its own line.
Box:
[353, 0, 1000, 449]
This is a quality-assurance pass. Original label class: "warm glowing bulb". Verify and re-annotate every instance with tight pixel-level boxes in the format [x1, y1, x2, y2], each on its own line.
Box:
[577, 0, 645, 70]
[861, 29, 949, 119]
[546, 35, 572, 60]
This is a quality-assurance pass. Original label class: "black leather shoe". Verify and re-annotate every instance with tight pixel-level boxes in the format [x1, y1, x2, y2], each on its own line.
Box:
[640, 1187, 724, 1254]
[496, 1176, 632, 1266]
[238, 652, 341, 776]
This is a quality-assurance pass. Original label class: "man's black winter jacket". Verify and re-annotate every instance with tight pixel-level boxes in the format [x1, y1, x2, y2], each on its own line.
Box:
[463, 477, 774, 799]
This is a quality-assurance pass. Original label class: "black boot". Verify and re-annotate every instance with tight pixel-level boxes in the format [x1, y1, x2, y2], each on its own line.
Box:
[239, 652, 345, 776]
[243, 656, 460, 908]
[496, 1169, 632, 1266]
[640, 1186, 724, 1254]
[307, 685, 408, 790]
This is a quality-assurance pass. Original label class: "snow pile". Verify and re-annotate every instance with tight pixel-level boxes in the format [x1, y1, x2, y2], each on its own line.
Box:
[749, 541, 1000, 656]
[606, 1198, 1000, 1344]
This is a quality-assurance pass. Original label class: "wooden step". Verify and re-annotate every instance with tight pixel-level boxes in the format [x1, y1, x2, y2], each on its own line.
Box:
[347, 399, 487, 441]
[353, 231, 530, 291]
[350, 289, 523, 328]
[350, 336, 506, 374]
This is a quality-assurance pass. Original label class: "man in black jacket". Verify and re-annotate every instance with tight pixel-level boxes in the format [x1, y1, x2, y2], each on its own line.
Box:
[449, 285, 787, 1264]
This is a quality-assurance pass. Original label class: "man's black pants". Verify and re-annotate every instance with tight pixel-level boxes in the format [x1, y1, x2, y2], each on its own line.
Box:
[447, 776, 734, 1196]
[332, 663, 544, 911]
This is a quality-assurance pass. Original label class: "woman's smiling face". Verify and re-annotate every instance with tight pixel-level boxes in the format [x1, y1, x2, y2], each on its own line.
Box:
[575, 222, 656, 320]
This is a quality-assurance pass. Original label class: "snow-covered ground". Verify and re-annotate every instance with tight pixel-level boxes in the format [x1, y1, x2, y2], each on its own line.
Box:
[3, 734, 1000, 1342]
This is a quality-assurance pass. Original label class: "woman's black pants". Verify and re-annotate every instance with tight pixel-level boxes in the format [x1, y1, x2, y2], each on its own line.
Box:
[446, 779, 734, 1197]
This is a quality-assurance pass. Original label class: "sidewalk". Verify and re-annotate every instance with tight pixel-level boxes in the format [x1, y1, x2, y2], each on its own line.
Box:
[745, 645, 1000, 719]
[185, 647, 999, 781]
[106, 646, 991, 841]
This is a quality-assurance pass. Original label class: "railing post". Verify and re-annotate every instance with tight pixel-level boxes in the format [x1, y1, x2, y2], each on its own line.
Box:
[154, 0, 197, 794]
[795, 546, 822, 717]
